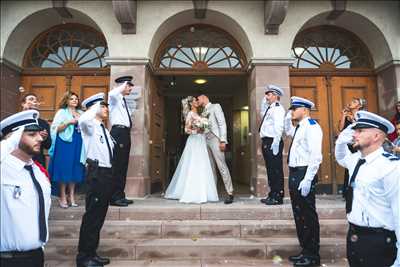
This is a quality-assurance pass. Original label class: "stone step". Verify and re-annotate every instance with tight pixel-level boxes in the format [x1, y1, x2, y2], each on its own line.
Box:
[49, 219, 347, 239]
[45, 237, 346, 261]
[49, 198, 346, 221]
[45, 258, 349, 267]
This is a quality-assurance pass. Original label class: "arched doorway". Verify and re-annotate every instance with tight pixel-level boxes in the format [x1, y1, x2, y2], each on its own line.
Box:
[149, 24, 251, 195]
[21, 23, 110, 120]
[290, 25, 377, 194]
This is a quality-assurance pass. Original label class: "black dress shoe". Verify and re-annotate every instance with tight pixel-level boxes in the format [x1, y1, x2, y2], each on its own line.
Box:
[264, 197, 283, 205]
[293, 257, 320, 267]
[288, 253, 304, 262]
[110, 199, 128, 207]
[224, 194, 234, 204]
[260, 196, 271, 204]
[93, 255, 110, 265]
[76, 258, 104, 267]
[122, 198, 134, 205]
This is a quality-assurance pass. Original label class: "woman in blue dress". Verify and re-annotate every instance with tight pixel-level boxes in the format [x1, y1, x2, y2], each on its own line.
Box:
[49, 92, 85, 208]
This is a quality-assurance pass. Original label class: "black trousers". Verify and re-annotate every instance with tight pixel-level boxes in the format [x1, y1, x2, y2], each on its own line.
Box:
[0, 248, 44, 267]
[110, 126, 131, 201]
[288, 166, 320, 257]
[347, 223, 397, 267]
[77, 167, 115, 258]
[261, 137, 284, 199]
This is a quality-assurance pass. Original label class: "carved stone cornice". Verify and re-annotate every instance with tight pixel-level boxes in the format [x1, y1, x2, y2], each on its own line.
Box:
[250, 57, 294, 67]
[192, 0, 208, 19]
[105, 57, 149, 66]
[52, 0, 73, 18]
[0, 57, 23, 73]
[326, 0, 347, 20]
[112, 0, 137, 34]
[264, 0, 289, 34]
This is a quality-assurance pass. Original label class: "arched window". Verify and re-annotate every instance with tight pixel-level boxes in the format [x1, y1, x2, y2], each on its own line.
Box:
[292, 26, 373, 69]
[156, 25, 246, 70]
[24, 24, 108, 68]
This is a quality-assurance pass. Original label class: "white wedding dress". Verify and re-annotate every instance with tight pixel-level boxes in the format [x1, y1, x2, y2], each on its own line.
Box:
[165, 111, 219, 203]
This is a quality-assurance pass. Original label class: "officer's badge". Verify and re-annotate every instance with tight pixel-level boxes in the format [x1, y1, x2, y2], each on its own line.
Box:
[13, 186, 21, 199]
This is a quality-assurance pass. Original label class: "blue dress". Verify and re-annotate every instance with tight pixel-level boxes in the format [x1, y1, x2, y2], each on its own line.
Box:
[49, 126, 85, 184]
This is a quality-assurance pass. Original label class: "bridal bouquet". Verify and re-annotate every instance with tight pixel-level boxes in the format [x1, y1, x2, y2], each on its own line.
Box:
[193, 116, 210, 131]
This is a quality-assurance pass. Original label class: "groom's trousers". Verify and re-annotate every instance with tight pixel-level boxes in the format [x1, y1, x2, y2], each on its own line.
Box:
[206, 134, 234, 194]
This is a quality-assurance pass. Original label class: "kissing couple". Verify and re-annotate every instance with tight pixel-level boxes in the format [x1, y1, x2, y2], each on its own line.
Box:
[164, 94, 234, 204]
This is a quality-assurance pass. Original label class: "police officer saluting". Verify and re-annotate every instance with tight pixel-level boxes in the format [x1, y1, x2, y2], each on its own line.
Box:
[76, 93, 114, 267]
[335, 110, 399, 267]
[285, 96, 323, 267]
[259, 85, 286, 205]
[1, 110, 51, 267]
[108, 76, 134, 207]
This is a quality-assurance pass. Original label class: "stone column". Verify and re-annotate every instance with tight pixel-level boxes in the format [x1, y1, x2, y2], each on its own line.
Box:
[248, 58, 293, 197]
[0, 58, 22, 119]
[106, 57, 151, 197]
[376, 60, 400, 118]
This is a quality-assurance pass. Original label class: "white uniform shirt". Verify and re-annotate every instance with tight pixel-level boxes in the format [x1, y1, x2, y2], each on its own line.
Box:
[285, 115, 323, 182]
[336, 145, 400, 265]
[108, 86, 132, 127]
[79, 106, 115, 168]
[1, 156, 51, 251]
[259, 98, 285, 140]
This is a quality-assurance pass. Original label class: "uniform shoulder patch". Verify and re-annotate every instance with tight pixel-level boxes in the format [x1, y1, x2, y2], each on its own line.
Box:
[382, 153, 400, 161]
[308, 118, 317, 125]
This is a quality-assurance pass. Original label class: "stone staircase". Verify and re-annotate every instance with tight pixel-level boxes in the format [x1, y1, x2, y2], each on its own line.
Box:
[44, 197, 349, 267]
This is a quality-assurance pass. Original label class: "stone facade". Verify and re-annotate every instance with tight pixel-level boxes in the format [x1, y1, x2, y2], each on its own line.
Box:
[1, 0, 399, 197]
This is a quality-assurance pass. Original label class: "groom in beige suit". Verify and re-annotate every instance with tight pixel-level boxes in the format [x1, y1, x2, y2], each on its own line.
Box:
[198, 95, 234, 204]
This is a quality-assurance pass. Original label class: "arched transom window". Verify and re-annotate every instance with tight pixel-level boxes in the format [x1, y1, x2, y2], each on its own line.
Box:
[24, 24, 108, 68]
[292, 26, 373, 69]
[156, 25, 246, 70]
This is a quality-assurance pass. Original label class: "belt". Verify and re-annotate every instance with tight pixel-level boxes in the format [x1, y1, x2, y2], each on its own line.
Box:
[0, 248, 42, 259]
[98, 166, 112, 171]
[349, 223, 396, 236]
[261, 136, 274, 141]
[289, 166, 308, 171]
[112, 124, 130, 129]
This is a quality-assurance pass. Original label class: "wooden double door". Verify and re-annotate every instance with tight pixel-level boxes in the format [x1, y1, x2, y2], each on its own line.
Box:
[290, 74, 377, 193]
[21, 75, 110, 121]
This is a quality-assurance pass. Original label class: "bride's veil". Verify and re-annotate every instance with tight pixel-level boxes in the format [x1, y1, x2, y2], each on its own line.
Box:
[181, 96, 194, 130]
[181, 96, 194, 120]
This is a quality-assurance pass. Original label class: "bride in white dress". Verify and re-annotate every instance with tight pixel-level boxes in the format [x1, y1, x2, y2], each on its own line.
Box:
[165, 96, 219, 203]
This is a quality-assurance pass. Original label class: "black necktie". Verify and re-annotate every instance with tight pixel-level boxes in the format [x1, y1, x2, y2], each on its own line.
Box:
[123, 97, 132, 128]
[346, 158, 366, 213]
[258, 106, 271, 132]
[24, 165, 47, 243]
[100, 124, 113, 164]
[287, 124, 300, 164]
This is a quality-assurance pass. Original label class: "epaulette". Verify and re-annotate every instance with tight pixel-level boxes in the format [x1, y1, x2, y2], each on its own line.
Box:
[275, 102, 280, 106]
[382, 152, 400, 161]
[308, 118, 317, 125]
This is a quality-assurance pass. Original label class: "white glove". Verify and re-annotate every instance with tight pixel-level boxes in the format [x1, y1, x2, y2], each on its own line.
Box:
[298, 179, 312, 197]
[271, 139, 280, 156]
[1, 126, 25, 162]
[285, 110, 292, 120]
[115, 81, 128, 92]
[90, 101, 102, 115]
[337, 124, 354, 144]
